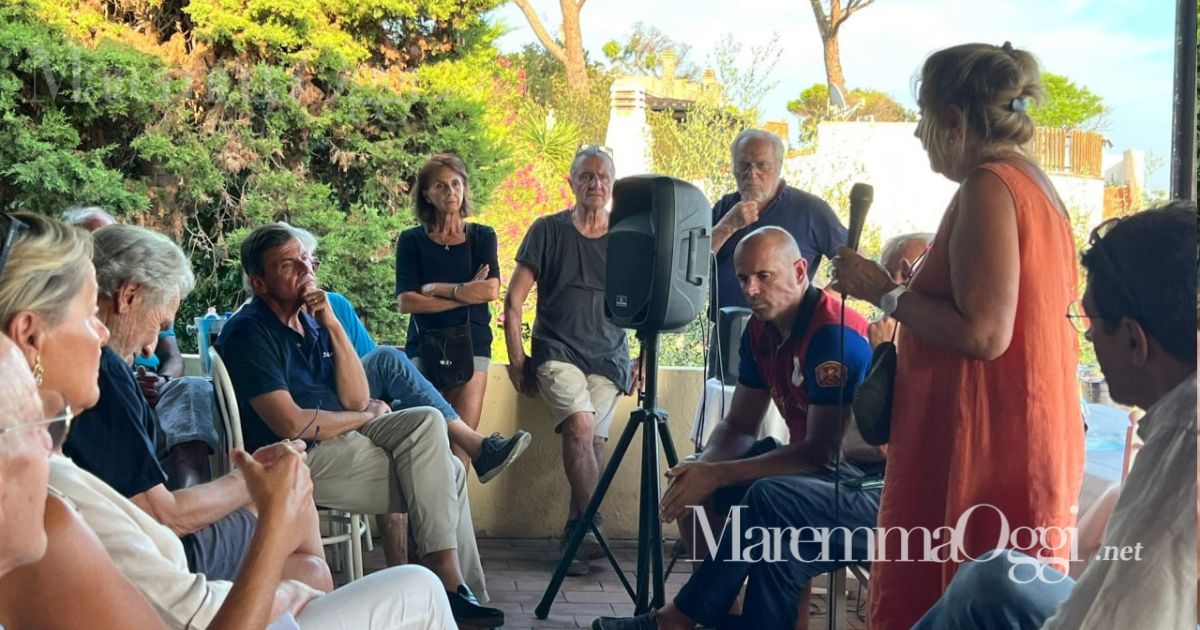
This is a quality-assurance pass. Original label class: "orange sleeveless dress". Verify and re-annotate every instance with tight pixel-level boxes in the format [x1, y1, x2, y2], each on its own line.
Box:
[868, 162, 1084, 629]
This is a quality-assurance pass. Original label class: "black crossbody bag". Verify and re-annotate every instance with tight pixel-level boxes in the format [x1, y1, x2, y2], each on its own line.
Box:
[416, 225, 475, 389]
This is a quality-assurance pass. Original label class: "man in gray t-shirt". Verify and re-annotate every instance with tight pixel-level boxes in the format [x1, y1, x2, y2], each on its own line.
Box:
[504, 146, 635, 575]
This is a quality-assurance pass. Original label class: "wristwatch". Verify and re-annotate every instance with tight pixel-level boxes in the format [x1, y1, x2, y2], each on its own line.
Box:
[880, 285, 909, 316]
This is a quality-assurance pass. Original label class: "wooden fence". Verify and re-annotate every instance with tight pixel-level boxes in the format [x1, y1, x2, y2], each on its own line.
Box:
[1031, 128, 1104, 177]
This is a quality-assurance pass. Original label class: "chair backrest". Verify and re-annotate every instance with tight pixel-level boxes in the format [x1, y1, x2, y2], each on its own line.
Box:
[209, 346, 244, 451]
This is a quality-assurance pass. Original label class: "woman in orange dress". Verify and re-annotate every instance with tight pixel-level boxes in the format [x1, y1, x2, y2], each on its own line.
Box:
[832, 42, 1084, 629]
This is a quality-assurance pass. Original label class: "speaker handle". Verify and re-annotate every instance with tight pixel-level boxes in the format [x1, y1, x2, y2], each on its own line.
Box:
[685, 228, 705, 286]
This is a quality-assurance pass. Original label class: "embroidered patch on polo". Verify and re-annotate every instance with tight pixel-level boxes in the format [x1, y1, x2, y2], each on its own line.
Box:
[815, 361, 847, 388]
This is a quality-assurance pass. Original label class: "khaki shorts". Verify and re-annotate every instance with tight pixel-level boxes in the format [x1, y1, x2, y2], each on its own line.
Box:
[535, 360, 622, 439]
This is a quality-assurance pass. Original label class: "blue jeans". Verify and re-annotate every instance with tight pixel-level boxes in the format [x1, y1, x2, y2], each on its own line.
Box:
[913, 550, 1074, 629]
[673, 461, 883, 629]
[154, 376, 221, 457]
[362, 346, 460, 422]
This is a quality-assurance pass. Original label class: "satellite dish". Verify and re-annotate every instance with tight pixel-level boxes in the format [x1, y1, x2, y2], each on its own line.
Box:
[829, 84, 848, 111]
[827, 84, 861, 120]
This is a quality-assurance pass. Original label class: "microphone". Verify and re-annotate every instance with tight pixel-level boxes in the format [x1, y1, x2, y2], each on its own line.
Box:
[846, 183, 874, 252]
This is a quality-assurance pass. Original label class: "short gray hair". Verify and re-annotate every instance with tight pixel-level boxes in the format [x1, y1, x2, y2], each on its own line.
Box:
[879, 232, 935, 266]
[730, 129, 785, 167]
[93, 225, 195, 304]
[569, 145, 615, 178]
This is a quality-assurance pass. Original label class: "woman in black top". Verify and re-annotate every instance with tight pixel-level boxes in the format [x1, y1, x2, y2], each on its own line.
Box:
[396, 154, 511, 470]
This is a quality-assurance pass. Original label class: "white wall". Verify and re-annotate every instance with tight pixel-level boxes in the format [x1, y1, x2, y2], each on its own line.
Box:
[784, 122, 1106, 244]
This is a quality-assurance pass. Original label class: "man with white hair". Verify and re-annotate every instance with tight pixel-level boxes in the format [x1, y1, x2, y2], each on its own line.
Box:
[60, 225, 317, 588]
[63, 206, 219, 489]
[707, 129, 847, 377]
[868, 233, 932, 348]
[504, 145, 639, 576]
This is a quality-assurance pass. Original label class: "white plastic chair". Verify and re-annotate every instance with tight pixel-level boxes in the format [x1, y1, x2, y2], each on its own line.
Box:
[208, 347, 367, 581]
[824, 565, 870, 629]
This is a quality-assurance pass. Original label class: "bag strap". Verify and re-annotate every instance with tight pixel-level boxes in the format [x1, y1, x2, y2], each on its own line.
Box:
[465, 222, 474, 278]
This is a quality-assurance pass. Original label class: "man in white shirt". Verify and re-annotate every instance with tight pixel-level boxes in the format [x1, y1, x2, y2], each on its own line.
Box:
[914, 201, 1198, 629]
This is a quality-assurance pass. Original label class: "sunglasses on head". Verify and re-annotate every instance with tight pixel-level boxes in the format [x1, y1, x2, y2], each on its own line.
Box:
[576, 144, 614, 158]
[0, 213, 30, 284]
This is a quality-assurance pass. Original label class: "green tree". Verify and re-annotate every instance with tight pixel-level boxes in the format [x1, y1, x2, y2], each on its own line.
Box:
[1032, 72, 1109, 130]
[601, 22, 697, 79]
[1, 0, 514, 348]
[806, 0, 879, 97]
[511, 0, 590, 90]
[709, 32, 782, 114]
[786, 83, 915, 144]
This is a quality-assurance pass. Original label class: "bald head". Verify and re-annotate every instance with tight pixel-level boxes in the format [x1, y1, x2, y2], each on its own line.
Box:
[733, 227, 809, 325]
[734, 226, 803, 266]
[0, 334, 38, 434]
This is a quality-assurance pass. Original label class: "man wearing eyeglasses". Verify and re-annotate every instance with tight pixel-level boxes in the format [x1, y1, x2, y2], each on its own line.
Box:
[219, 224, 504, 627]
[708, 129, 847, 379]
[913, 201, 1197, 630]
[504, 145, 643, 576]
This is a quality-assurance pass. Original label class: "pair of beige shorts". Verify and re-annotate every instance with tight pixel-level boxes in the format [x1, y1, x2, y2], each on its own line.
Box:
[535, 360, 621, 439]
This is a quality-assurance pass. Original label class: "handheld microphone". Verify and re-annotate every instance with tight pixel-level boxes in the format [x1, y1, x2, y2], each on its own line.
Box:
[846, 183, 874, 252]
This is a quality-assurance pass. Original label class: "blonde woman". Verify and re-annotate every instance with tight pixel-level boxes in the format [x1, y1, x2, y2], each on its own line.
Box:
[833, 43, 1083, 628]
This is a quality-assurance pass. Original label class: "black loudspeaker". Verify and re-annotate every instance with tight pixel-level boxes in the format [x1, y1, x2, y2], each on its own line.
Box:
[605, 175, 712, 333]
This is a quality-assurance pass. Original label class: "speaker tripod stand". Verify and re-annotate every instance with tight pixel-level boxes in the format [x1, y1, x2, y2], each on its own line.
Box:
[536, 331, 679, 619]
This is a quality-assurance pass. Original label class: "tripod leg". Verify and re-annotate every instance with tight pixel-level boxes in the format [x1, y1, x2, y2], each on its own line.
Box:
[635, 409, 659, 613]
[656, 412, 680, 469]
[536, 410, 641, 619]
[647, 411, 668, 611]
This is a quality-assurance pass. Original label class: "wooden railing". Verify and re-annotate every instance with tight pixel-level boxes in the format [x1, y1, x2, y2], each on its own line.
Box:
[1031, 128, 1104, 177]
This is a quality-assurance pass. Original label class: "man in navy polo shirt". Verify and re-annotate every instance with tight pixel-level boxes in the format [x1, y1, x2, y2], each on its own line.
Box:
[217, 225, 502, 628]
[595, 227, 882, 630]
[707, 129, 847, 378]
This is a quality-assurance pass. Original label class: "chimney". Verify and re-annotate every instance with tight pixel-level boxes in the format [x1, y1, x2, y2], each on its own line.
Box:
[662, 49, 677, 81]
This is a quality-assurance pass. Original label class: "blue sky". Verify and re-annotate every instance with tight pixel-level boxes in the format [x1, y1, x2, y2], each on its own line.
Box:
[488, 0, 1179, 190]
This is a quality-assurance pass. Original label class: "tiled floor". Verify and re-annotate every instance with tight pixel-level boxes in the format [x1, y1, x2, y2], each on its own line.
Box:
[352, 537, 869, 629]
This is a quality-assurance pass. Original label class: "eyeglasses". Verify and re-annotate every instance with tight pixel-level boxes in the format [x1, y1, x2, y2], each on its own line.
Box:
[0, 390, 73, 451]
[1066, 300, 1092, 334]
[0, 213, 30, 284]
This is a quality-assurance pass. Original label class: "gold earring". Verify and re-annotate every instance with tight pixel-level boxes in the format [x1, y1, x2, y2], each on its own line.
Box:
[32, 358, 44, 386]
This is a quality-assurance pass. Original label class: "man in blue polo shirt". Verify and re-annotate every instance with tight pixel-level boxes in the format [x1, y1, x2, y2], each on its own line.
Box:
[594, 227, 882, 630]
[217, 224, 502, 627]
[707, 129, 847, 378]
